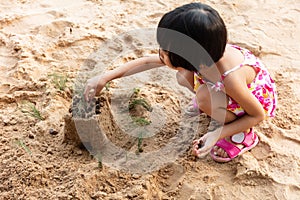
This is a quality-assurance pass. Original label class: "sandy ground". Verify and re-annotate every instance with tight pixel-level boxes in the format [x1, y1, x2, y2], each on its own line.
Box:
[0, 0, 299, 199]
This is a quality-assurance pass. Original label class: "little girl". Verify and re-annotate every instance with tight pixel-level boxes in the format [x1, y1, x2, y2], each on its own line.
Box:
[84, 2, 277, 162]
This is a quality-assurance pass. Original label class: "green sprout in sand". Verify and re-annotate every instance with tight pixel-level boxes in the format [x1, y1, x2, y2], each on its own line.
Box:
[132, 117, 151, 154]
[128, 98, 152, 112]
[105, 82, 111, 91]
[131, 116, 151, 126]
[49, 73, 68, 91]
[96, 153, 103, 170]
[14, 139, 32, 155]
[137, 132, 144, 153]
[128, 88, 152, 154]
[20, 101, 44, 121]
[129, 88, 152, 112]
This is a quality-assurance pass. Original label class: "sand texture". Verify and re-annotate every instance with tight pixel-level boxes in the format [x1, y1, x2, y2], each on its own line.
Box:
[0, 0, 299, 199]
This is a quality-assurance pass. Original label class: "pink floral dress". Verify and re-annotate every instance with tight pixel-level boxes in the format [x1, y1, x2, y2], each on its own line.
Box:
[194, 44, 277, 118]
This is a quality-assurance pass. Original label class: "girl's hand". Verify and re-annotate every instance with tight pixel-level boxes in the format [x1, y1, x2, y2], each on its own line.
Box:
[84, 75, 107, 102]
[192, 128, 222, 158]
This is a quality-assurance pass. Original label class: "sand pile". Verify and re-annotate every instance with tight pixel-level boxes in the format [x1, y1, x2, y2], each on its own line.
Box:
[0, 0, 299, 199]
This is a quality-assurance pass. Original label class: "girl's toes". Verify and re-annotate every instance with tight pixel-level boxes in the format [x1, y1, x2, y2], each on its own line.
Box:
[216, 148, 224, 157]
[222, 151, 229, 158]
[213, 146, 218, 154]
[212, 146, 229, 158]
[218, 148, 229, 158]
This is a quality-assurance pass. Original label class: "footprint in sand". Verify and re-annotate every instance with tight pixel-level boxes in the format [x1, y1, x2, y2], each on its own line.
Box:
[251, 140, 271, 160]
[158, 163, 185, 193]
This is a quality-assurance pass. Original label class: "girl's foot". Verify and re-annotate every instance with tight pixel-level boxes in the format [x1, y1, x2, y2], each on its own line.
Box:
[210, 128, 259, 162]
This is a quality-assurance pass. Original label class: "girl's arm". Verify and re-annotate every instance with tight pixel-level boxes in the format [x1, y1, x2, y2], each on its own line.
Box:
[84, 55, 163, 101]
[218, 71, 265, 139]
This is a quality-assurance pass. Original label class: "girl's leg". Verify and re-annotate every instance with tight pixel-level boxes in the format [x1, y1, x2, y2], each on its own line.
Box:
[195, 84, 237, 124]
[196, 84, 247, 159]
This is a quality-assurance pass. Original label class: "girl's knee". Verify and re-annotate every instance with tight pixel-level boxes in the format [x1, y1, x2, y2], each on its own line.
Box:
[196, 85, 231, 122]
[176, 72, 186, 86]
[176, 70, 194, 90]
[195, 86, 210, 111]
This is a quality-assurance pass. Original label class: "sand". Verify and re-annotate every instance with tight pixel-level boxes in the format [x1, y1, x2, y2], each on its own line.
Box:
[0, 0, 299, 199]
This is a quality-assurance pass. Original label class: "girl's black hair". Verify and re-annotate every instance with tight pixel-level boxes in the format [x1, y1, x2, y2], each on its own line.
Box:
[157, 2, 227, 71]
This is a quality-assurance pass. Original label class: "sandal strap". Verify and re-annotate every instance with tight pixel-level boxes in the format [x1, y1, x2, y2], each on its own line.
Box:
[241, 128, 255, 147]
[215, 139, 241, 159]
[192, 97, 198, 108]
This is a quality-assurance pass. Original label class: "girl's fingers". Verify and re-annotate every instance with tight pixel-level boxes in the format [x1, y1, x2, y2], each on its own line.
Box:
[192, 138, 213, 158]
[193, 135, 205, 145]
[192, 148, 198, 156]
[84, 85, 91, 102]
[192, 143, 199, 151]
[84, 85, 95, 102]
[193, 143, 211, 158]
[196, 144, 212, 157]
[192, 137, 206, 152]
[192, 139, 200, 145]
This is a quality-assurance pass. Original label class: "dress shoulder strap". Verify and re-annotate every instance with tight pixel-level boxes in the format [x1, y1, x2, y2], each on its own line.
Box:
[221, 63, 243, 80]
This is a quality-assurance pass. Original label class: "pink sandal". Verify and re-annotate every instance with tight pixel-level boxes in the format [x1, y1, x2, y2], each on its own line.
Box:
[185, 97, 202, 117]
[210, 128, 259, 162]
